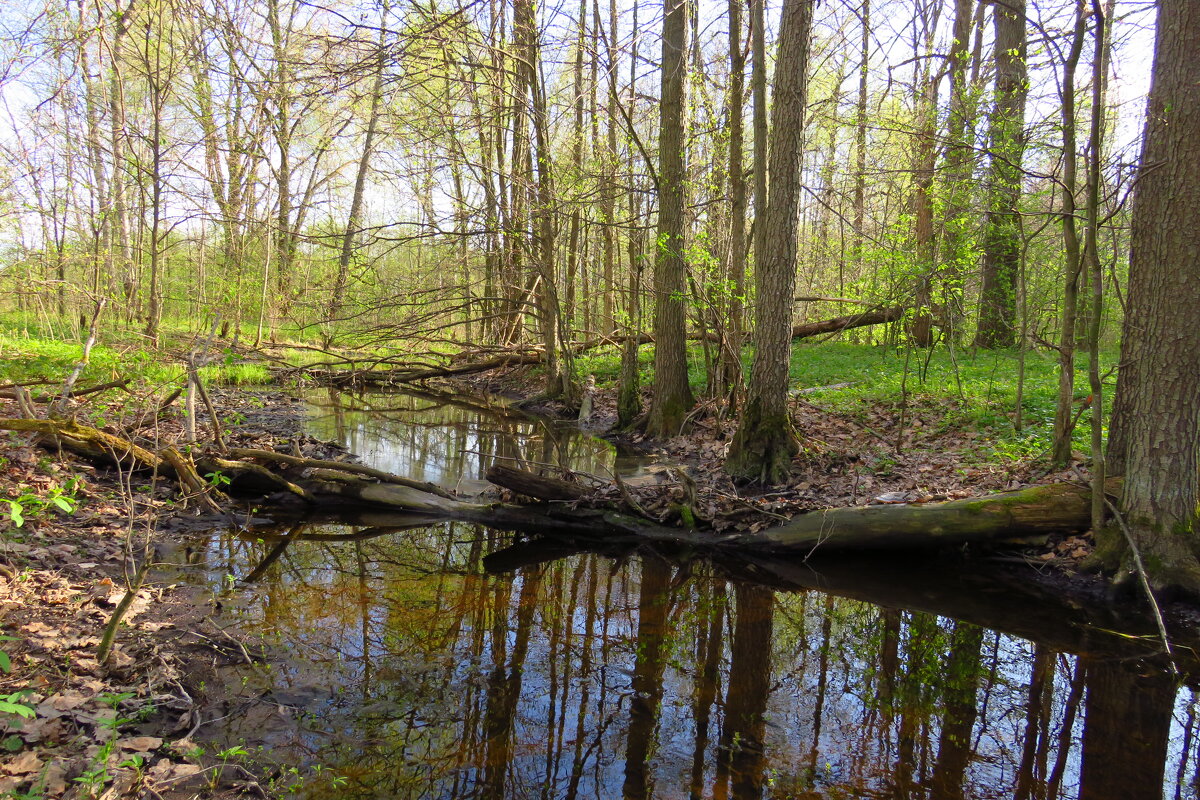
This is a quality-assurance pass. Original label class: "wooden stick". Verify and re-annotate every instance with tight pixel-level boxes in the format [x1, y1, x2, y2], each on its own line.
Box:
[52, 299, 106, 418]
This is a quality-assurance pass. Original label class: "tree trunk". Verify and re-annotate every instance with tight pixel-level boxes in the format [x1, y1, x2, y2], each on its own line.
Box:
[328, 10, 387, 335]
[1101, 0, 1200, 596]
[726, 0, 814, 483]
[1050, 0, 1088, 467]
[938, 0, 977, 343]
[907, 2, 939, 348]
[718, 0, 747, 400]
[644, 0, 695, 436]
[973, 0, 1028, 348]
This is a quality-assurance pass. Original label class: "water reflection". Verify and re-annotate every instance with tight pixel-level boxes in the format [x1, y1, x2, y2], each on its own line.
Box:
[183, 523, 1199, 800]
[182, 389, 1199, 799]
[302, 387, 645, 490]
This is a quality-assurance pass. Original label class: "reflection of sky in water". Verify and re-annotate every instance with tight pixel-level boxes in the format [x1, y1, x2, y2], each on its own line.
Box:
[189, 519, 1200, 800]
[179, 388, 1198, 799]
[301, 388, 641, 489]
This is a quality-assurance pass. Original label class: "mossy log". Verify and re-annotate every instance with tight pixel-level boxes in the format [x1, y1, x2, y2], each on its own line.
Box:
[728, 478, 1122, 553]
[0, 418, 163, 469]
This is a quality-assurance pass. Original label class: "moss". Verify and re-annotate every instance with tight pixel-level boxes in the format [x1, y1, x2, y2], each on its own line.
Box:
[1080, 523, 1125, 574]
[726, 401, 798, 485]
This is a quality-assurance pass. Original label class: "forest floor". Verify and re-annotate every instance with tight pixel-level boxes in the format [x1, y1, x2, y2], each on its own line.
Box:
[0, 387, 352, 799]
[458, 359, 1101, 567]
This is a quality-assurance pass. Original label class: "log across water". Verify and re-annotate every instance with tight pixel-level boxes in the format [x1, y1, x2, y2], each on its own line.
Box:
[1, 416, 1109, 556]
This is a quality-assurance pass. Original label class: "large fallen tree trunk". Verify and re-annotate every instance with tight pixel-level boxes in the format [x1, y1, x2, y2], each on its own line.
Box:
[727, 478, 1120, 552]
[789, 306, 905, 340]
[487, 463, 1115, 553]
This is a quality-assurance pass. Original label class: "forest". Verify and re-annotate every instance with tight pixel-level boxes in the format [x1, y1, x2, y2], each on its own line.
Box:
[0, 0, 1198, 796]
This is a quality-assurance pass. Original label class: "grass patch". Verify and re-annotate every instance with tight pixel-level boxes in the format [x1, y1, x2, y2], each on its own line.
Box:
[0, 320, 270, 393]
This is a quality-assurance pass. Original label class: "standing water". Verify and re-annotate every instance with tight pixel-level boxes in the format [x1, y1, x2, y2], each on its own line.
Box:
[178, 388, 1199, 800]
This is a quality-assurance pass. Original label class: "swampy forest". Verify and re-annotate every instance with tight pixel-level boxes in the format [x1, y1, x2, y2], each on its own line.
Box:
[0, 0, 1198, 796]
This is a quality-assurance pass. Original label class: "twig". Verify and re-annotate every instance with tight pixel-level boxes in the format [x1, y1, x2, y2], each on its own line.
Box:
[52, 299, 106, 418]
[611, 469, 653, 520]
[1102, 497, 1178, 675]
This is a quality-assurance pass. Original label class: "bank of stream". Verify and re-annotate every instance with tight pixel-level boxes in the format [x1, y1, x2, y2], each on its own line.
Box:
[168, 387, 1200, 800]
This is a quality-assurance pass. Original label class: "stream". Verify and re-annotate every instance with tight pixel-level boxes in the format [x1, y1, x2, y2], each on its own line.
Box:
[173, 388, 1200, 799]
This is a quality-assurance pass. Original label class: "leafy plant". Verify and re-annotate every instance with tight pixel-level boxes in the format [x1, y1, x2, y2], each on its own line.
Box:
[2, 481, 79, 531]
[204, 471, 231, 489]
[0, 690, 36, 721]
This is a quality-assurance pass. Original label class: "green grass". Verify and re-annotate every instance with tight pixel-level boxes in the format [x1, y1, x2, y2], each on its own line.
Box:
[0, 321, 270, 393]
[576, 340, 1116, 462]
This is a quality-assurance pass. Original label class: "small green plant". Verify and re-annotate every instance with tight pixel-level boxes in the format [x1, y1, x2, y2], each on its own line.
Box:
[0, 636, 35, 724]
[0, 690, 36, 721]
[204, 471, 231, 489]
[2, 481, 79, 531]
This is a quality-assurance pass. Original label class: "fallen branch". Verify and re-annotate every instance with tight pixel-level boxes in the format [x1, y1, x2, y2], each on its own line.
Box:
[228, 447, 455, 499]
[0, 379, 130, 403]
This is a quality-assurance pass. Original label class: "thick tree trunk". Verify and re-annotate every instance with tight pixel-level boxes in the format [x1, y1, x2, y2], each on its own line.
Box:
[1101, 0, 1200, 596]
[644, 0, 695, 437]
[973, 0, 1028, 349]
[726, 0, 814, 484]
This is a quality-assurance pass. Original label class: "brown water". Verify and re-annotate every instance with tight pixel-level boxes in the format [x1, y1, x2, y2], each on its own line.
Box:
[180, 389, 1200, 800]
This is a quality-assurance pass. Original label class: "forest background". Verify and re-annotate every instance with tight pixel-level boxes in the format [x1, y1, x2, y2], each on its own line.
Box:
[0, 0, 1186, 568]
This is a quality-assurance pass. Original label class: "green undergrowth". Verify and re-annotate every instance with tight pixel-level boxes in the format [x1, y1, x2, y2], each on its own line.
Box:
[576, 341, 1117, 462]
[0, 322, 271, 395]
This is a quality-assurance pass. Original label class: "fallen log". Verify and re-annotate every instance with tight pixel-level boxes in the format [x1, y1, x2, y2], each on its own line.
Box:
[227, 446, 454, 498]
[485, 464, 590, 501]
[0, 379, 130, 403]
[0, 418, 163, 470]
[790, 307, 904, 340]
[728, 479, 1121, 553]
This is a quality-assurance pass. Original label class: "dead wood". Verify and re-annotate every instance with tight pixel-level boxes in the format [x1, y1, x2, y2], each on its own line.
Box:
[789, 306, 905, 340]
[0, 418, 163, 470]
[278, 309, 909, 389]
[0, 379, 130, 403]
[227, 447, 455, 498]
[485, 464, 590, 501]
[159, 446, 224, 512]
[726, 478, 1121, 553]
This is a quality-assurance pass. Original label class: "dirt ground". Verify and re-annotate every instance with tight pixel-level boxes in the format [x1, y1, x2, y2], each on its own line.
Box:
[0, 389, 339, 799]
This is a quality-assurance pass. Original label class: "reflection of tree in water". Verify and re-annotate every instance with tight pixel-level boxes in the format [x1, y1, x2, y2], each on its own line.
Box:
[192, 522, 1200, 799]
[302, 388, 622, 487]
[712, 584, 774, 800]
[622, 555, 671, 800]
[1079, 658, 1176, 800]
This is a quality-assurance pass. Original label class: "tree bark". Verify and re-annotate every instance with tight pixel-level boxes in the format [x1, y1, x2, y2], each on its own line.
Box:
[719, 0, 748, 399]
[973, 0, 1028, 348]
[644, 0, 695, 436]
[726, 0, 814, 484]
[1050, 0, 1088, 467]
[727, 479, 1119, 552]
[1101, 0, 1200, 596]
